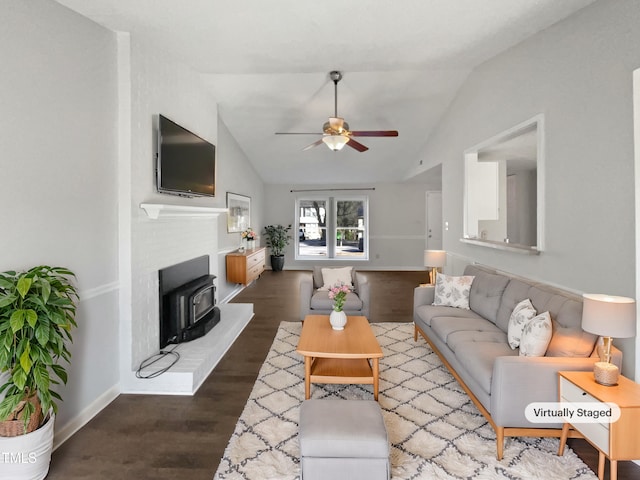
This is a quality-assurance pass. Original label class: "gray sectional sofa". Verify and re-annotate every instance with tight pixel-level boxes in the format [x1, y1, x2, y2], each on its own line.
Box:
[413, 264, 621, 459]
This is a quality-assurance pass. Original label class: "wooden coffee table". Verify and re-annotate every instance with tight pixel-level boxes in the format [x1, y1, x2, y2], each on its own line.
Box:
[296, 315, 384, 400]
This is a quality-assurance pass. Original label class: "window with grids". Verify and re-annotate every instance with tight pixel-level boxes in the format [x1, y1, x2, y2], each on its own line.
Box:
[295, 196, 368, 260]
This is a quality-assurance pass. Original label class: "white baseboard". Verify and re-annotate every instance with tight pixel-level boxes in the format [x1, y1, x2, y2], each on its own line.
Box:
[52, 383, 120, 451]
[283, 266, 426, 272]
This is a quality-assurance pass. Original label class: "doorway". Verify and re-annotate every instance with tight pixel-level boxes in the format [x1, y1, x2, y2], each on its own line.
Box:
[426, 191, 442, 250]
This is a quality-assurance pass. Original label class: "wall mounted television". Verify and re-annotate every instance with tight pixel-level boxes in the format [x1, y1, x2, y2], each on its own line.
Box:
[157, 114, 216, 197]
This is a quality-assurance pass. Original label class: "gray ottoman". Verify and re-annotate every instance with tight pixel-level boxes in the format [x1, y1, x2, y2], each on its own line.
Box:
[299, 399, 390, 480]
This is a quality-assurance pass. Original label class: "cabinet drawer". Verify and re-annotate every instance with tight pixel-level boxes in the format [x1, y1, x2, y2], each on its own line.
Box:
[248, 252, 264, 266]
[566, 414, 610, 455]
[248, 263, 264, 280]
[560, 377, 601, 404]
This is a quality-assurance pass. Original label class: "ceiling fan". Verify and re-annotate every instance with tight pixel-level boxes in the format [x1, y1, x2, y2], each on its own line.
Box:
[275, 71, 398, 152]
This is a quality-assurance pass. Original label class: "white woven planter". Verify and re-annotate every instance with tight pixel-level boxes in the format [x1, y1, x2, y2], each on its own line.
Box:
[0, 410, 55, 480]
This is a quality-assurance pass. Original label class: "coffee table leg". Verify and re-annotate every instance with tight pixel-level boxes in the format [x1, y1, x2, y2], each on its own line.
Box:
[304, 356, 311, 399]
[373, 358, 379, 401]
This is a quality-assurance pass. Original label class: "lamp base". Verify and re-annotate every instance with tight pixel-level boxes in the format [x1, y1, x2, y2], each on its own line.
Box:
[428, 267, 439, 285]
[593, 361, 619, 386]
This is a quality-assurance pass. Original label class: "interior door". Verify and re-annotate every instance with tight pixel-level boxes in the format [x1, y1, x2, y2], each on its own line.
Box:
[426, 191, 442, 249]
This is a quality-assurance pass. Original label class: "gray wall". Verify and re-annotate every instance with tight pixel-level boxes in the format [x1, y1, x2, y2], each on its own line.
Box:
[215, 117, 265, 302]
[409, 0, 639, 377]
[0, 0, 266, 439]
[263, 182, 435, 271]
[0, 0, 120, 436]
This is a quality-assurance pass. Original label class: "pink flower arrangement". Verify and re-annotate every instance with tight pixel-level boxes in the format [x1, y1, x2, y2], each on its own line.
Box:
[241, 228, 256, 241]
[328, 283, 351, 312]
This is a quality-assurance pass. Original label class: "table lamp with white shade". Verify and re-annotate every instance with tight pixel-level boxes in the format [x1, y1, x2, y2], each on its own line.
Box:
[424, 250, 446, 285]
[581, 293, 636, 386]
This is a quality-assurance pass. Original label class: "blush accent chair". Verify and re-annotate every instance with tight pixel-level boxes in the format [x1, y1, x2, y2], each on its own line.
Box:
[299, 266, 370, 320]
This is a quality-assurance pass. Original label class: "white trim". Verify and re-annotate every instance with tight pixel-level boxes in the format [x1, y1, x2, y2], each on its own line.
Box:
[78, 281, 119, 302]
[459, 237, 540, 255]
[218, 246, 242, 255]
[282, 266, 426, 272]
[633, 67, 640, 384]
[369, 234, 426, 240]
[463, 114, 545, 252]
[52, 383, 120, 451]
[536, 114, 546, 252]
[117, 32, 134, 404]
[140, 203, 228, 219]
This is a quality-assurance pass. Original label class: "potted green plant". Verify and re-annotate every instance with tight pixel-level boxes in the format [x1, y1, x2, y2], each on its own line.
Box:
[0, 266, 79, 479]
[263, 224, 292, 271]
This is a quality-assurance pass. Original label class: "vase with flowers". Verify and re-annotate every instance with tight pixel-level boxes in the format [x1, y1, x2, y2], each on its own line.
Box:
[241, 227, 256, 250]
[328, 283, 351, 330]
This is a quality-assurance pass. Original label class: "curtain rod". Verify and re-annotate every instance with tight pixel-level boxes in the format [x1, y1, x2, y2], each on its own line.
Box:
[290, 187, 375, 193]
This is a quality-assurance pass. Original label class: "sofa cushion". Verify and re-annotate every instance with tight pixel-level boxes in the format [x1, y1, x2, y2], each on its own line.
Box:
[507, 298, 537, 349]
[414, 304, 480, 328]
[430, 316, 502, 346]
[465, 267, 510, 326]
[447, 330, 508, 353]
[495, 279, 533, 332]
[454, 341, 516, 395]
[519, 311, 552, 357]
[433, 274, 474, 309]
[311, 291, 363, 311]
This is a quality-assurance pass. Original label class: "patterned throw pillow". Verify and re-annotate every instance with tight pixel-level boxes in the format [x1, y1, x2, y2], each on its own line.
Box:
[432, 273, 475, 310]
[507, 298, 537, 349]
[519, 311, 553, 357]
[318, 267, 353, 291]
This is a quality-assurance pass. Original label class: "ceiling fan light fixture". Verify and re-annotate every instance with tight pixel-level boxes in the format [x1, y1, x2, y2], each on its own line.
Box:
[322, 134, 349, 151]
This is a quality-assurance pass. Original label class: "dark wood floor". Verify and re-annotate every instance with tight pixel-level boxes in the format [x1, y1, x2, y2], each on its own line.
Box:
[48, 270, 639, 479]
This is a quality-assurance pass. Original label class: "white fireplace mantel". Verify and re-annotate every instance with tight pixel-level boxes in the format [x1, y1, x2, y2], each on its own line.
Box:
[140, 203, 228, 220]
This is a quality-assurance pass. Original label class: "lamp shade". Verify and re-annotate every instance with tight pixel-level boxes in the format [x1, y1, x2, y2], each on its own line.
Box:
[322, 134, 349, 151]
[582, 293, 636, 338]
[424, 250, 446, 268]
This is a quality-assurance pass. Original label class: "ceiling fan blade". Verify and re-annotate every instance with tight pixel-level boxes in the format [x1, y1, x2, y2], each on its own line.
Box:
[345, 138, 369, 152]
[276, 132, 323, 135]
[350, 130, 399, 137]
[302, 138, 325, 151]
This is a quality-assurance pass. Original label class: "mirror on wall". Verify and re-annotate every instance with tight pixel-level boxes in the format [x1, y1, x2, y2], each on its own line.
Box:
[462, 115, 544, 254]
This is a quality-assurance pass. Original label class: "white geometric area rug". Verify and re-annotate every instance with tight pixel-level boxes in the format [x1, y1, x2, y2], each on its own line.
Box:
[214, 322, 596, 480]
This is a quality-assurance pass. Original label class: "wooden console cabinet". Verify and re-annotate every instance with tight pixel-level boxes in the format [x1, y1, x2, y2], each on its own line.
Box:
[226, 247, 266, 286]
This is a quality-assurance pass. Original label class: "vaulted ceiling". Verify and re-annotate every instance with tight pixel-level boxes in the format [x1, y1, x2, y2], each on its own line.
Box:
[55, 0, 595, 185]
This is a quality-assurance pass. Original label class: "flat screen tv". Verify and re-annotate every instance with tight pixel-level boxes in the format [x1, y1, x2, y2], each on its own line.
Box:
[157, 114, 216, 197]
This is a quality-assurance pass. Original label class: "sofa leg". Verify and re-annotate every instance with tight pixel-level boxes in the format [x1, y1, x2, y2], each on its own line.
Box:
[496, 427, 504, 460]
[413, 324, 418, 341]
